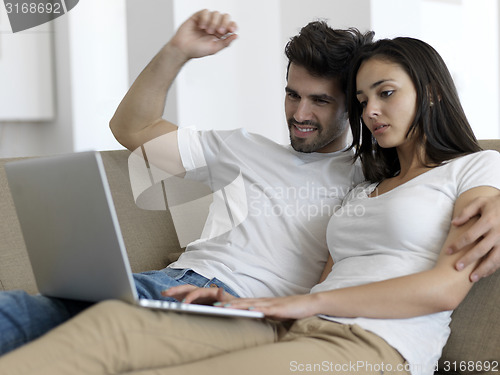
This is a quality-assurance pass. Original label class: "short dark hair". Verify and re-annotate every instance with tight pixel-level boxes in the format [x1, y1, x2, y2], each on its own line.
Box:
[347, 37, 481, 182]
[285, 21, 374, 99]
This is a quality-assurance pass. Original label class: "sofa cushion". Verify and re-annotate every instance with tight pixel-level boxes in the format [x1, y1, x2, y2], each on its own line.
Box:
[100, 151, 181, 270]
[438, 272, 500, 374]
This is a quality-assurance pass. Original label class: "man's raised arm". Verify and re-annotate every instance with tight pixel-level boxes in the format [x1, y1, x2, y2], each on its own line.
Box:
[109, 10, 238, 152]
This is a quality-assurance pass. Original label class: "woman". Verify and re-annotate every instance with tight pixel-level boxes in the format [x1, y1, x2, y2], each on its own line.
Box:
[1, 37, 499, 375]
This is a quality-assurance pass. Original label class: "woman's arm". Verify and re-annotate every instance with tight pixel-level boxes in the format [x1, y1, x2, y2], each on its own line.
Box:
[226, 186, 499, 321]
[447, 192, 500, 281]
[164, 254, 335, 305]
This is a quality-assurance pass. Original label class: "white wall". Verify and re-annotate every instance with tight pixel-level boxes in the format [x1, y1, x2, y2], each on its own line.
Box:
[172, 0, 286, 143]
[0, 10, 54, 121]
[371, 0, 499, 140]
[171, 0, 373, 144]
[0, 0, 128, 157]
[170, 0, 500, 142]
[125, 0, 177, 123]
[420, 0, 499, 140]
[67, 0, 128, 152]
[0, 0, 498, 157]
[0, 1, 64, 157]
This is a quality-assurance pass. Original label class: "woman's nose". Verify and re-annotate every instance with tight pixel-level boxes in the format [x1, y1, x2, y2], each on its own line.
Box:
[365, 100, 380, 119]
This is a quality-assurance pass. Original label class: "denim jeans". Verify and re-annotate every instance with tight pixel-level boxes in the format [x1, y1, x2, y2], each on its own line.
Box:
[0, 268, 238, 356]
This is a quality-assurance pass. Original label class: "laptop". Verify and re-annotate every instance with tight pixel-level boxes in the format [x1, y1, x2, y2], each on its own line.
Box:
[5, 151, 263, 319]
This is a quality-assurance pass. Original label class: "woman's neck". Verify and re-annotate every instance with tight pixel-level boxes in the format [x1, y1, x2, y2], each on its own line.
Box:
[369, 144, 431, 198]
[395, 140, 427, 178]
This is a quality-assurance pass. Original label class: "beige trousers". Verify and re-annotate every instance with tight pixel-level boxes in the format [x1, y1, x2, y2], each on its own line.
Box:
[0, 300, 409, 375]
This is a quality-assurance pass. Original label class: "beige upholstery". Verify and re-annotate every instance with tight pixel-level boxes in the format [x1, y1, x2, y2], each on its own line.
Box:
[0, 143, 499, 374]
[436, 143, 500, 374]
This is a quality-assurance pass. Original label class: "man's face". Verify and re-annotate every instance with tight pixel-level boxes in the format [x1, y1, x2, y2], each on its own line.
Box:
[285, 63, 348, 153]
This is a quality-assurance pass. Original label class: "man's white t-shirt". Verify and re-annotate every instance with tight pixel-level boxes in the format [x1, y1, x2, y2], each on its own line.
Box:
[169, 127, 363, 298]
[311, 150, 500, 375]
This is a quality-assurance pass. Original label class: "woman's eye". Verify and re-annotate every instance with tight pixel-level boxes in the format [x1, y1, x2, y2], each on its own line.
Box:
[381, 90, 394, 98]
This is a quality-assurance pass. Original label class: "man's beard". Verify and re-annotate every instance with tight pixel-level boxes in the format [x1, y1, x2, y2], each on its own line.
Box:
[288, 118, 328, 153]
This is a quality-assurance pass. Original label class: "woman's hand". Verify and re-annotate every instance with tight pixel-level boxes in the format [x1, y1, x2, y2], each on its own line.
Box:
[162, 285, 235, 305]
[221, 294, 320, 321]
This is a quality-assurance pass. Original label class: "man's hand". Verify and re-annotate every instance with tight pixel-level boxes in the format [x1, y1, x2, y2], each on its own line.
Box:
[447, 195, 500, 282]
[162, 284, 234, 305]
[169, 9, 238, 63]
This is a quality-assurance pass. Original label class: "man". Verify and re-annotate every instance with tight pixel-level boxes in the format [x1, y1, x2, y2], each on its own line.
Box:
[110, 10, 367, 303]
[0, 9, 498, 358]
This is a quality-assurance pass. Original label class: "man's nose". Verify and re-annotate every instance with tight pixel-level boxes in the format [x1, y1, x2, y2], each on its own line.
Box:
[294, 100, 313, 123]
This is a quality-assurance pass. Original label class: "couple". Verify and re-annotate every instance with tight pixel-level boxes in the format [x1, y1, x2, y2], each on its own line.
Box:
[1, 9, 500, 375]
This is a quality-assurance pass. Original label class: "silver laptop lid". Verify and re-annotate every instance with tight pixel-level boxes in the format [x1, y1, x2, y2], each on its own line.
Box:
[5, 151, 138, 303]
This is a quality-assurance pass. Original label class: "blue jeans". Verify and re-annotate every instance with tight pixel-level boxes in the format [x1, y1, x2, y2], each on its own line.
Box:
[0, 268, 238, 356]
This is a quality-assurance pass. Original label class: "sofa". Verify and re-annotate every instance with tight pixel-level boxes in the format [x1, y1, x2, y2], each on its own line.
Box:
[0, 143, 499, 374]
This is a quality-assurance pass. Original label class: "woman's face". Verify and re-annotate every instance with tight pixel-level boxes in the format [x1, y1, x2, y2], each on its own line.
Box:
[355, 57, 418, 149]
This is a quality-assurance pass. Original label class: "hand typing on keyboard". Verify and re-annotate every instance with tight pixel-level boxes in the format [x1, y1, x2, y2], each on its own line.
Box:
[162, 284, 236, 305]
